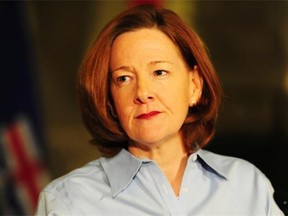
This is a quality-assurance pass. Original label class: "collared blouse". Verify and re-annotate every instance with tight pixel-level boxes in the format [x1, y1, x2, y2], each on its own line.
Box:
[35, 149, 284, 215]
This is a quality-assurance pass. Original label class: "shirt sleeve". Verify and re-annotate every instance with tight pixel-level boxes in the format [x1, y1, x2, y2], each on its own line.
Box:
[35, 191, 71, 216]
[269, 200, 285, 216]
[264, 175, 285, 216]
[268, 191, 285, 216]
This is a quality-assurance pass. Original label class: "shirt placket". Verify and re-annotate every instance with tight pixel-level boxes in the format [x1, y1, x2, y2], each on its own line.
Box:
[147, 162, 185, 216]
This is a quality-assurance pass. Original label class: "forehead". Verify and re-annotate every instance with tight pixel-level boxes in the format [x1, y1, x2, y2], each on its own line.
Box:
[113, 28, 174, 46]
[110, 28, 183, 63]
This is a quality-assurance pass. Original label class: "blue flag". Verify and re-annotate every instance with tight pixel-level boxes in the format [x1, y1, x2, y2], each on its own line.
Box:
[0, 2, 49, 214]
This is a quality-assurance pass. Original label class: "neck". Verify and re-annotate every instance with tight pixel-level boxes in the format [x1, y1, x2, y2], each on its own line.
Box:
[128, 136, 189, 196]
[128, 134, 188, 160]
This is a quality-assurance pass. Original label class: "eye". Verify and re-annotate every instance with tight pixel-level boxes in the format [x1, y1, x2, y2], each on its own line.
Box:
[117, 75, 129, 82]
[154, 70, 168, 76]
[114, 75, 132, 86]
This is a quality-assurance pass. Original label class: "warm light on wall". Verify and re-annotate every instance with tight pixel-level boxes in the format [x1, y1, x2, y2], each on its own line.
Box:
[285, 71, 288, 96]
[283, 12, 288, 96]
[166, 1, 196, 28]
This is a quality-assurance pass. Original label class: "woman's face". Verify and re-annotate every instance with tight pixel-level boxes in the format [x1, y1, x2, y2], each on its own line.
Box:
[110, 28, 202, 149]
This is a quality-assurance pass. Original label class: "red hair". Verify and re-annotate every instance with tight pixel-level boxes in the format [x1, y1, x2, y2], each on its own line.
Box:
[78, 4, 222, 156]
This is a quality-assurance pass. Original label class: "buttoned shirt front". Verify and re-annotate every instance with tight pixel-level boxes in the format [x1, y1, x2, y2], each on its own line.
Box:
[35, 149, 284, 215]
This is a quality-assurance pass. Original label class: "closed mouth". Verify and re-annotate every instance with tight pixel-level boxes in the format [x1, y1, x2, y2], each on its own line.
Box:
[136, 111, 161, 120]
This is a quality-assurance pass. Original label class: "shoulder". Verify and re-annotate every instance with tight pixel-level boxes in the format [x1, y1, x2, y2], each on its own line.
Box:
[197, 149, 275, 200]
[42, 157, 107, 195]
[196, 150, 284, 215]
[36, 157, 112, 214]
[198, 149, 269, 183]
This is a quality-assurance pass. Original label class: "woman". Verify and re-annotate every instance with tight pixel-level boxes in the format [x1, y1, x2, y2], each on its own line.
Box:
[36, 5, 284, 215]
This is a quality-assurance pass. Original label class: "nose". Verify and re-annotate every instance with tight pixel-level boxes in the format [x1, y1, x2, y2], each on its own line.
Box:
[134, 79, 154, 104]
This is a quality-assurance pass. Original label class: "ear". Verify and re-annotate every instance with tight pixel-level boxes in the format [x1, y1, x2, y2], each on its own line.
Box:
[188, 65, 203, 107]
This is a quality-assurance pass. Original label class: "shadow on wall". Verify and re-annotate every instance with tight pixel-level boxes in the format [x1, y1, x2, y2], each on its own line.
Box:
[195, 0, 288, 207]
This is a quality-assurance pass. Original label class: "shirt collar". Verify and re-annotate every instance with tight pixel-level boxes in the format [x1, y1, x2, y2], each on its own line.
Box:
[195, 149, 229, 180]
[100, 148, 229, 197]
[100, 149, 143, 197]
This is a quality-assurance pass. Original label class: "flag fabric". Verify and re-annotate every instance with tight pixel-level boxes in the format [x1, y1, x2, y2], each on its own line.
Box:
[0, 2, 49, 215]
[0, 117, 49, 214]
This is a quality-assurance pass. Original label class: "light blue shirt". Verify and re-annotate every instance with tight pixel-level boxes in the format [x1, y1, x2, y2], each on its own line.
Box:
[35, 149, 284, 215]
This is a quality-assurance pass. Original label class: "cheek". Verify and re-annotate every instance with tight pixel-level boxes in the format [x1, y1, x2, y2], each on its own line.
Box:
[112, 90, 133, 121]
[112, 94, 125, 115]
[165, 82, 190, 104]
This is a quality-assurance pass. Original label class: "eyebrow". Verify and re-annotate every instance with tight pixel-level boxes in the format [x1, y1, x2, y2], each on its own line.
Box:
[149, 60, 172, 66]
[111, 66, 132, 73]
[111, 61, 172, 73]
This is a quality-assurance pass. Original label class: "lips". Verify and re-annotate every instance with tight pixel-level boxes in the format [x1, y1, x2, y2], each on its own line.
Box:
[136, 111, 161, 120]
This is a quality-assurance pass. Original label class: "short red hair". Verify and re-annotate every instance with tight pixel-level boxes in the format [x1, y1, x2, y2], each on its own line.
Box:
[78, 5, 222, 156]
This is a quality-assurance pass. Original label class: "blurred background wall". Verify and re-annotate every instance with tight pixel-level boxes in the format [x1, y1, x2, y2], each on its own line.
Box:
[0, 0, 287, 214]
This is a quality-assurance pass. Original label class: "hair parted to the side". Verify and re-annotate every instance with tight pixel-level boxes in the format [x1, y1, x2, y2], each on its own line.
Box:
[78, 4, 222, 157]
